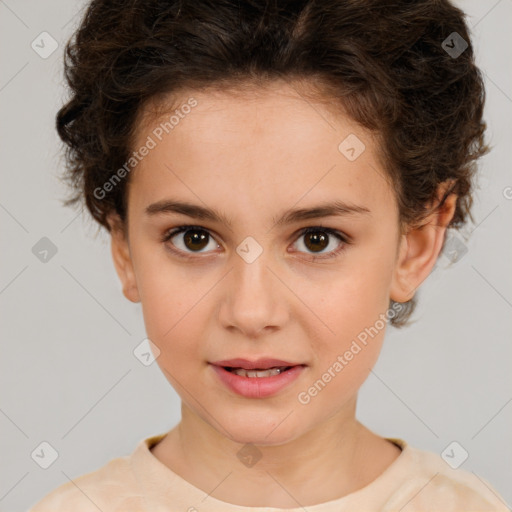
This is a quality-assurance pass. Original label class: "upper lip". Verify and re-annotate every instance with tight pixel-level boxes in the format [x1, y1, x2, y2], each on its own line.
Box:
[210, 358, 304, 370]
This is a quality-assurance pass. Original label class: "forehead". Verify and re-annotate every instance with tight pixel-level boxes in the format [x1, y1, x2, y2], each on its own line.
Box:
[127, 81, 396, 221]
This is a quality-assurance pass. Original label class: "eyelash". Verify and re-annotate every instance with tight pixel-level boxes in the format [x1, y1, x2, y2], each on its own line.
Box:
[161, 224, 351, 262]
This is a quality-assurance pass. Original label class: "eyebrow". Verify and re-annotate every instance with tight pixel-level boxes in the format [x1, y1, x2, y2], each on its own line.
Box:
[145, 198, 371, 227]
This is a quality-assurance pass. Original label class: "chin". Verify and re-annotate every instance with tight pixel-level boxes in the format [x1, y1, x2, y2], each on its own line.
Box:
[219, 412, 304, 447]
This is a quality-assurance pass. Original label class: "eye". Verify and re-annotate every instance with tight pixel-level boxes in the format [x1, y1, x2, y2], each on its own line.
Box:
[291, 226, 348, 260]
[161, 224, 350, 261]
[161, 225, 220, 256]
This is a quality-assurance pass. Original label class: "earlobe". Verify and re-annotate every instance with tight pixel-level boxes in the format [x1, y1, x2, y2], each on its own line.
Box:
[390, 181, 458, 303]
[107, 212, 141, 303]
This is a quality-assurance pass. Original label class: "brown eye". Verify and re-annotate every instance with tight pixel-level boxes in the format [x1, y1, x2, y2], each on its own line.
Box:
[292, 227, 347, 259]
[163, 226, 220, 254]
[162, 225, 349, 261]
[182, 229, 210, 251]
[303, 231, 329, 252]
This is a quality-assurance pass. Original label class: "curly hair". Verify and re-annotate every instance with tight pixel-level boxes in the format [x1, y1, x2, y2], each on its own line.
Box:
[56, 0, 490, 328]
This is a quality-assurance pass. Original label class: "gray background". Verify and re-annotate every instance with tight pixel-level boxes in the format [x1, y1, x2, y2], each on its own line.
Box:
[1, 0, 511, 510]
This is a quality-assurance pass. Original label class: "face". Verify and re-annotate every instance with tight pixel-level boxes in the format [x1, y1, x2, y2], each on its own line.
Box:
[108, 80, 452, 446]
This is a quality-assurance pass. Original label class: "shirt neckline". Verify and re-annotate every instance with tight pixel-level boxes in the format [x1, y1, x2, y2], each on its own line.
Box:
[130, 432, 413, 511]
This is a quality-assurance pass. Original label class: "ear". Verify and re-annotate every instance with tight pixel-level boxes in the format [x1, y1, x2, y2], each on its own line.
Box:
[390, 180, 458, 302]
[106, 212, 141, 303]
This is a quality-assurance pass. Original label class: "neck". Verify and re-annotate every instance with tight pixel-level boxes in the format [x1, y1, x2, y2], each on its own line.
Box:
[150, 398, 401, 507]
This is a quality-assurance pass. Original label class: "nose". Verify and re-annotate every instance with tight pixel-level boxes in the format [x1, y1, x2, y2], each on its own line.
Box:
[218, 245, 289, 339]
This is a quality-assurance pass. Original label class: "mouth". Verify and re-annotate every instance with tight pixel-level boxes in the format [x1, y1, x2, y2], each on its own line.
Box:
[209, 358, 307, 398]
[222, 365, 294, 378]
[210, 358, 304, 375]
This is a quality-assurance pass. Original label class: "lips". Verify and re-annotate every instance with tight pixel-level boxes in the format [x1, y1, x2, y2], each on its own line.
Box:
[210, 362, 306, 398]
[210, 358, 301, 371]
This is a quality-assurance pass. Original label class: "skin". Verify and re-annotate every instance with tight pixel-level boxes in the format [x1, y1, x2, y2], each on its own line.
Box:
[107, 79, 457, 507]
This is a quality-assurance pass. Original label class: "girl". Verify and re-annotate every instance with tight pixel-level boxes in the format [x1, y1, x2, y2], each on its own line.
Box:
[30, 0, 508, 510]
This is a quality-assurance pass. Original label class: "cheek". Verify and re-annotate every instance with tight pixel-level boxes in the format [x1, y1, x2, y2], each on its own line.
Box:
[294, 245, 394, 373]
[142, 293, 206, 382]
[140, 282, 203, 352]
[131, 246, 200, 345]
[298, 255, 392, 334]
[298, 285, 387, 413]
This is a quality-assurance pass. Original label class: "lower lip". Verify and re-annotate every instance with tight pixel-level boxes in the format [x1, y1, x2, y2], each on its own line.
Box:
[210, 364, 305, 398]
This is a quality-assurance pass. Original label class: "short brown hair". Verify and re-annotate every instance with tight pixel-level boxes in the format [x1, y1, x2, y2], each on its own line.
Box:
[56, 0, 489, 328]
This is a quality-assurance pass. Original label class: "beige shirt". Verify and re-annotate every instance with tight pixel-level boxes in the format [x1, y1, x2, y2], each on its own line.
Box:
[28, 433, 508, 511]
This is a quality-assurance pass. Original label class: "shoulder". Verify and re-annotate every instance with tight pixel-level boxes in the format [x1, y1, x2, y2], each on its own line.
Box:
[383, 439, 509, 511]
[27, 452, 139, 512]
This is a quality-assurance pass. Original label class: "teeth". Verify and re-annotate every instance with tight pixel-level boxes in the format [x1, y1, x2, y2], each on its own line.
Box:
[231, 367, 288, 378]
